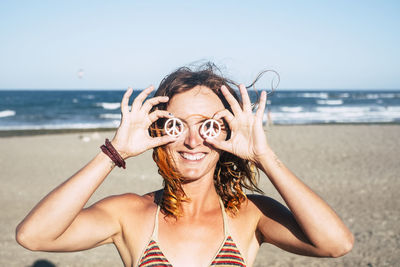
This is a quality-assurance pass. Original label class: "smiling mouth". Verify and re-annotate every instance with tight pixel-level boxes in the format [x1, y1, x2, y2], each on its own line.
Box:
[180, 152, 206, 161]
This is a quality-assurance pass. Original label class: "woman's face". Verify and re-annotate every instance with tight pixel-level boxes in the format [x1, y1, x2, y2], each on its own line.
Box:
[165, 85, 227, 181]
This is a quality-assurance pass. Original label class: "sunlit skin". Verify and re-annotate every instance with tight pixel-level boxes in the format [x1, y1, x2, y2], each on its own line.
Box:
[166, 86, 227, 182]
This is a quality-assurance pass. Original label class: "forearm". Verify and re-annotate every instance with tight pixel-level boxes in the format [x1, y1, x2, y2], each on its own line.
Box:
[257, 147, 353, 254]
[17, 151, 115, 242]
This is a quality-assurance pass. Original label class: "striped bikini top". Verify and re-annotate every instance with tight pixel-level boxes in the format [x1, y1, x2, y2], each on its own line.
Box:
[137, 199, 247, 267]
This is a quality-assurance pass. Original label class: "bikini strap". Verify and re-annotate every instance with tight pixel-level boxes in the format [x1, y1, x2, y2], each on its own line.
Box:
[218, 198, 229, 237]
[151, 204, 161, 241]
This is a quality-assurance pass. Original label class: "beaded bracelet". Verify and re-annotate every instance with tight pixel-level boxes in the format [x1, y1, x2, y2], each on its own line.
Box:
[100, 139, 126, 169]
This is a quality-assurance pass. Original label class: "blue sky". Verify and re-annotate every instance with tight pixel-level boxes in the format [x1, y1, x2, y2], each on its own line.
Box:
[0, 0, 399, 90]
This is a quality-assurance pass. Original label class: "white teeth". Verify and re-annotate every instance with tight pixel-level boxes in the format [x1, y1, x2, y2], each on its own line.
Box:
[181, 153, 205, 161]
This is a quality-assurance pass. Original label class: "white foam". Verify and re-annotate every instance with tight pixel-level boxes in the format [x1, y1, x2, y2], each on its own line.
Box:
[379, 93, 396, 98]
[270, 112, 326, 123]
[387, 106, 400, 112]
[366, 93, 379, 99]
[367, 93, 400, 99]
[316, 99, 343, 105]
[0, 110, 16, 118]
[357, 93, 399, 100]
[268, 104, 400, 124]
[298, 92, 329, 99]
[100, 113, 121, 119]
[96, 102, 120, 110]
[280, 106, 303, 112]
[338, 93, 350, 98]
[315, 106, 370, 113]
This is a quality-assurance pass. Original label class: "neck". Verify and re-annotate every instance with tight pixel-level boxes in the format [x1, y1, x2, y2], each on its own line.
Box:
[180, 175, 220, 217]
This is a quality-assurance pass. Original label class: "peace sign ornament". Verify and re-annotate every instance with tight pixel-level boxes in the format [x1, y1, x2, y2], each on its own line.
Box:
[164, 117, 184, 137]
[200, 119, 221, 139]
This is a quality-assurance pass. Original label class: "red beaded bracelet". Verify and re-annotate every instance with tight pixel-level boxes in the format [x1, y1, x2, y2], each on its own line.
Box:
[100, 139, 126, 169]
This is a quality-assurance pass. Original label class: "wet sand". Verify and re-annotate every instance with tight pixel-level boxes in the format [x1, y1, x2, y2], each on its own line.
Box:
[1, 125, 399, 266]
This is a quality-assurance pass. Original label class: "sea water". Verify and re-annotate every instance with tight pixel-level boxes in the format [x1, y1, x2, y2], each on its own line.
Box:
[1, 89, 400, 130]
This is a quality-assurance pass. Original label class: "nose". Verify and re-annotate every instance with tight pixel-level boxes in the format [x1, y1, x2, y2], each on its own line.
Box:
[183, 125, 203, 149]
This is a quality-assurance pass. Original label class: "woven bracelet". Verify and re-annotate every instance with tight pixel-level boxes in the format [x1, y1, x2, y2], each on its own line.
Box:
[100, 139, 126, 169]
[105, 139, 126, 168]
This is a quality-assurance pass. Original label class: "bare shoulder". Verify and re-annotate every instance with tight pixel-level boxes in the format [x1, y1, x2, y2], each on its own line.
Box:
[228, 196, 262, 230]
[90, 191, 159, 220]
[230, 196, 267, 232]
[233, 195, 261, 218]
[91, 191, 160, 238]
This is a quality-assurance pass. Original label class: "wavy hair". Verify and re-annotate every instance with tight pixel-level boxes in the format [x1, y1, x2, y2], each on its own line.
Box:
[150, 62, 264, 218]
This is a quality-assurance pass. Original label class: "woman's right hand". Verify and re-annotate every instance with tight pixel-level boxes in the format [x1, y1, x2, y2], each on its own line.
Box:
[111, 86, 176, 159]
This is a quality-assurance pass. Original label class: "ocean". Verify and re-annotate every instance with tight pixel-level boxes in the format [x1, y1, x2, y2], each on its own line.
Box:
[1, 89, 400, 131]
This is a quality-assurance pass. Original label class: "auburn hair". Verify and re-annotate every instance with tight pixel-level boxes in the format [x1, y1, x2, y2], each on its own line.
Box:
[150, 62, 263, 218]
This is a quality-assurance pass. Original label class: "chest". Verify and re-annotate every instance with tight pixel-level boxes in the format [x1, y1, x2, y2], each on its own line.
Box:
[158, 218, 226, 267]
[120, 207, 259, 267]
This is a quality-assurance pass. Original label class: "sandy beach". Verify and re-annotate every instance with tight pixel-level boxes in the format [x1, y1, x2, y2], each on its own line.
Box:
[1, 125, 399, 267]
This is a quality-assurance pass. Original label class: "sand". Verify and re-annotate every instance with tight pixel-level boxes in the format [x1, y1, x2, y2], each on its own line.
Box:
[1, 125, 399, 267]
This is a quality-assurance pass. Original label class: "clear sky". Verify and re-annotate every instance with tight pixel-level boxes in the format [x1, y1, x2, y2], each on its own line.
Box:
[0, 0, 399, 90]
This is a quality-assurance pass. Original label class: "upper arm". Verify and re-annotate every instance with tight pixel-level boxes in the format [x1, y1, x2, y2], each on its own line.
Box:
[248, 194, 329, 257]
[31, 195, 124, 252]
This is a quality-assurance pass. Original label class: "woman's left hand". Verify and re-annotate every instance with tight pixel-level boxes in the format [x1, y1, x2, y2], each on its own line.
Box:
[206, 84, 270, 165]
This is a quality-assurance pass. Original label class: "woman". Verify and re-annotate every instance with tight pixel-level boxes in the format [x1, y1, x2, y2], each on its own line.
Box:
[16, 64, 353, 267]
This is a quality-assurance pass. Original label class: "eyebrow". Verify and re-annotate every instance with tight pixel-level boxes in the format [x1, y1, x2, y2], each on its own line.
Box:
[176, 112, 225, 121]
[175, 114, 211, 124]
